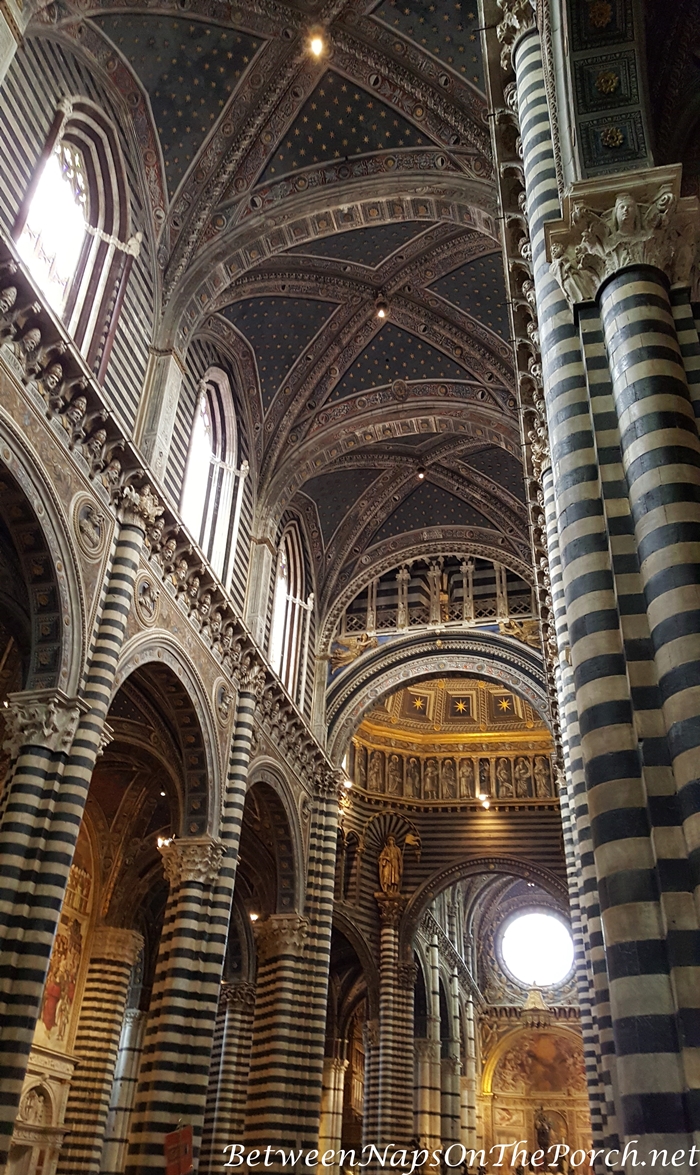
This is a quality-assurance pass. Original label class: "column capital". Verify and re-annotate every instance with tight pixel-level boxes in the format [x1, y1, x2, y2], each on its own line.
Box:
[545, 164, 700, 307]
[397, 961, 417, 990]
[496, 0, 536, 71]
[254, 913, 309, 961]
[158, 835, 225, 887]
[91, 925, 143, 966]
[116, 482, 163, 530]
[220, 980, 256, 1008]
[238, 658, 267, 699]
[3, 688, 89, 758]
[375, 892, 407, 927]
[415, 1038, 439, 1062]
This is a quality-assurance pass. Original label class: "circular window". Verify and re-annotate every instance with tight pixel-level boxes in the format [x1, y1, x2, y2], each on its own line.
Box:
[500, 912, 574, 987]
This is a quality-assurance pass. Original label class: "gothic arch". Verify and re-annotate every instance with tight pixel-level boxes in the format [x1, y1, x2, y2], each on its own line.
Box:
[325, 629, 549, 762]
[112, 631, 221, 837]
[247, 759, 305, 913]
[0, 407, 86, 694]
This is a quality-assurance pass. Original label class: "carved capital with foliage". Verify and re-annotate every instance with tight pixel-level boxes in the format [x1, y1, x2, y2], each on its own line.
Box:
[158, 836, 225, 887]
[496, 0, 536, 71]
[3, 688, 89, 759]
[546, 164, 700, 307]
[117, 483, 164, 531]
[254, 913, 309, 961]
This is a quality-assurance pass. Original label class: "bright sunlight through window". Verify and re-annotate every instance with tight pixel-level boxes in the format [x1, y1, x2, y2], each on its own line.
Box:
[501, 912, 574, 987]
[18, 143, 87, 313]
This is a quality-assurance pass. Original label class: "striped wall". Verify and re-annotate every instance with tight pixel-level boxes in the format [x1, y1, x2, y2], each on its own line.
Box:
[0, 35, 156, 433]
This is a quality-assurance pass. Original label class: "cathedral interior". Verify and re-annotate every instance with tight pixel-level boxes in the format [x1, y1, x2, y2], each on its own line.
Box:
[1, 0, 700, 1172]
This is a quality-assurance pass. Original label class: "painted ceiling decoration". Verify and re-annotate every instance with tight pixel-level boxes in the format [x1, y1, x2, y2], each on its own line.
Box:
[373, 0, 485, 90]
[91, 14, 263, 194]
[259, 69, 431, 183]
[218, 296, 338, 412]
[287, 220, 429, 268]
[300, 469, 383, 548]
[329, 323, 475, 401]
[428, 253, 510, 336]
[371, 481, 491, 544]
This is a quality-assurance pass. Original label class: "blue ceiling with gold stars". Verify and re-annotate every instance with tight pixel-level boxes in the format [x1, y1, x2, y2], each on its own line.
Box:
[92, 15, 262, 194]
[301, 469, 382, 545]
[429, 254, 509, 336]
[288, 221, 427, 268]
[259, 70, 430, 182]
[371, 482, 490, 544]
[218, 297, 337, 411]
[460, 447, 525, 501]
[330, 324, 469, 400]
[373, 0, 484, 90]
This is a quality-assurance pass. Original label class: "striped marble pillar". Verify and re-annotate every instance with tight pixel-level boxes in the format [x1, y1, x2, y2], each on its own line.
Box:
[100, 1009, 147, 1175]
[426, 938, 441, 1147]
[126, 662, 264, 1173]
[511, 25, 694, 1158]
[200, 981, 256, 1174]
[375, 893, 410, 1145]
[414, 1039, 436, 1148]
[0, 484, 159, 1168]
[461, 996, 477, 1151]
[318, 1056, 348, 1162]
[362, 1019, 380, 1149]
[125, 837, 225, 1173]
[440, 971, 460, 1146]
[56, 926, 143, 1174]
[243, 913, 311, 1151]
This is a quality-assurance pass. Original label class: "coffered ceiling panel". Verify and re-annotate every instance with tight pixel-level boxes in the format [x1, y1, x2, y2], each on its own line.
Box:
[287, 220, 429, 267]
[301, 469, 382, 545]
[371, 481, 491, 544]
[218, 297, 338, 411]
[259, 69, 430, 182]
[428, 253, 510, 336]
[373, 0, 484, 90]
[330, 323, 471, 401]
[92, 15, 263, 194]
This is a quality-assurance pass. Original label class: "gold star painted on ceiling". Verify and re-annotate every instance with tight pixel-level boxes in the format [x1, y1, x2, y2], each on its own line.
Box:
[454, 699, 467, 712]
[412, 697, 425, 711]
[498, 698, 511, 712]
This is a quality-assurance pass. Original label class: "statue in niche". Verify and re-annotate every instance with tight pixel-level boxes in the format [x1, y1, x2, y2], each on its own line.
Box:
[368, 750, 384, 792]
[378, 835, 403, 894]
[424, 758, 439, 799]
[459, 758, 475, 798]
[20, 1087, 47, 1125]
[406, 756, 421, 797]
[442, 758, 457, 798]
[479, 758, 492, 796]
[355, 746, 367, 790]
[534, 755, 552, 797]
[496, 756, 514, 798]
[515, 756, 532, 798]
[535, 1107, 552, 1152]
[387, 753, 402, 795]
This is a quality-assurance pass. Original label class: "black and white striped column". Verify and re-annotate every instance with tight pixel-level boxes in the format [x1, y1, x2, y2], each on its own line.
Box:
[56, 926, 143, 1174]
[125, 662, 264, 1172]
[513, 26, 693, 1157]
[0, 485, 157, 1165]
[200, 981, 256, 1174]
[101, 1008, 147, 1175]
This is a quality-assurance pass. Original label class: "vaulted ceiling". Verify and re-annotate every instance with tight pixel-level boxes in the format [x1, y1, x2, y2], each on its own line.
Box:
[38, 0, 526, 618]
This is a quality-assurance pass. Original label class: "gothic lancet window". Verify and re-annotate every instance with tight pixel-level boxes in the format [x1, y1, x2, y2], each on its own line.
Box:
[269, 522, 313, 705]
[181, 368, 245, 588]
[17, 141, 88, 314]
[13, 99, 139, 378]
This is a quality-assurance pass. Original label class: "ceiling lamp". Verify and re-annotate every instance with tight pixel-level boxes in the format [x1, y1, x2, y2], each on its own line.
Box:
[375, 296, 389, 320]
[417, 466, 426, 480]
[309, 32, 325, 57]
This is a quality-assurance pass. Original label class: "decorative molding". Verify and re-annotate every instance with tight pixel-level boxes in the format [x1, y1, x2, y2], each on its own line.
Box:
[254, 913, 309, 960]
[546, 164, 700, 305]
[3, 688, 88, 758]
[159, 836, 225, 887]
[90, 925, 143, 966]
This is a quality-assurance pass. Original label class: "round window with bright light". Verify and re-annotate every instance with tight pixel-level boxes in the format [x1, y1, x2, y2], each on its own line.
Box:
[500, 912, 574, 987]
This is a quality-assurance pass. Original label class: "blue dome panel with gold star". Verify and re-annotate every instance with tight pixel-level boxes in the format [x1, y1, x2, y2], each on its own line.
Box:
[288, 220, 427, 268]
[373, 0, 484, 90]
[371, 482, 490, 544]
[92, 15, 263, 195]
[218, 297, 337, 412]
[260, 70, 430, 182]
[301, 469, 383, 546]
[428, 254, 509, 336]
[459, 447, 525, 502]
[330, 323, 470, 401]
